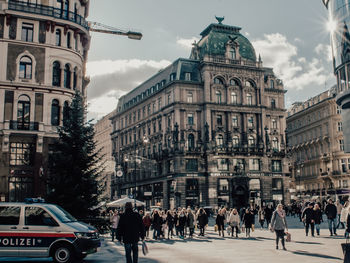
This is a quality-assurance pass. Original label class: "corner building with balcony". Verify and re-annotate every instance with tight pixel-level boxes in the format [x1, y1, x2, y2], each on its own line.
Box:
[111, 21, 290, 209]
[286, 87, 350, 203]
[0, 0, 90, 201]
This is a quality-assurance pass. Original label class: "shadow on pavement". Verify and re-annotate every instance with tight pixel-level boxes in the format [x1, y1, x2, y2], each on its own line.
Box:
[290, 250, 342, 260]
[293, 240, 324, 245]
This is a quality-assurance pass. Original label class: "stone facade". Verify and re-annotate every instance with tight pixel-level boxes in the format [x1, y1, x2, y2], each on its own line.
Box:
[286, 87, 350, 203]
[0, 0, 90, 201]
[94, 111, 116, 201]
[110, 21, 290, 210]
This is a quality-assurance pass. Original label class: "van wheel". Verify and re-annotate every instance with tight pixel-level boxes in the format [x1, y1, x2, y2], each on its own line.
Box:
[53, 245, 74, 263]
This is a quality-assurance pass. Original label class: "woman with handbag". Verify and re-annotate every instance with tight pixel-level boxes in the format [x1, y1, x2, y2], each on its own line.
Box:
[242, 209, 254, 237]
[227, 208, 240, 238]
[270, 204, 288, 250]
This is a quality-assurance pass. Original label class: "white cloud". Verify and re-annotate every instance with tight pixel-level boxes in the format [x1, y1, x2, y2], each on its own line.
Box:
[86, 59, 171, 119]
[314, 43, 332, 62]
[176, 37, 200, 49]
[252, 33, 333, 91]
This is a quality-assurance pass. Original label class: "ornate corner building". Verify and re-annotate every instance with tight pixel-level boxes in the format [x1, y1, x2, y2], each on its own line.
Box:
[0, 0, 90, 201]
[286, 87, 350, 203]
[323, 0, 350, 153]
[110, 20, 290, 209]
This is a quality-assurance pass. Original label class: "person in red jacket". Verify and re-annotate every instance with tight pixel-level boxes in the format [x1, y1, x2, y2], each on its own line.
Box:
[142, 212, 152, 239]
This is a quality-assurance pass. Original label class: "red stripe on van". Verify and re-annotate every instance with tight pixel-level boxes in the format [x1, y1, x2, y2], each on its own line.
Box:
[0, 232, 76, 238]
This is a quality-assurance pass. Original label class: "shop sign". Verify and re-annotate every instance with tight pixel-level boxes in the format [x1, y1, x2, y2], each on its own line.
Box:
[144, 192, 152, 196]
[246, 172, 265, 177]
[211, 172, 234, 177]
[186, 173, 198, 177]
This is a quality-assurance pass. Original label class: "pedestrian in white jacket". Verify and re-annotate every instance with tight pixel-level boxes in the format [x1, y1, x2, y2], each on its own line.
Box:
[227, 209, 241, 238]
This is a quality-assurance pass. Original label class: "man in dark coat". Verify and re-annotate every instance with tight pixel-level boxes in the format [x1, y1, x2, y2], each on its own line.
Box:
[117, 202, 145, 263]
[301, 203, 315, 236]
[324, 199, 337, 236]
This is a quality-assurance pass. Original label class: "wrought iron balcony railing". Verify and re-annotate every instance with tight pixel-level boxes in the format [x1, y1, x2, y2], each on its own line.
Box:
[10, 121, 39, 131]
[8, 0, 89, 30]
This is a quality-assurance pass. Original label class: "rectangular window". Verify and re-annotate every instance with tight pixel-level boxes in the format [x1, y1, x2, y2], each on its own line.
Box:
[272, 160, 282, 172]
[249, 159, 260, 171]
[188, 113, 194, 125]
[337, 106, 342, 114]
[217, 115, 222, 126]
[232, 116, 238, 127]
[338, 122, 343, 131]
[248, 116, 254, 128]
[218, 179, 229, 191]
[187, 92, 193, 103]
[10, 142, 35, 166]
[21, 23, 34, 42]
[343, 180, 348, 188]
[272, 178, 283, 190]
[341, 159, 347, 173]
[185, 72, 191, 81]
[167, 93, 171, 104]
[186, 159, 198, 172]
[0, 206, 21, 225]
[218, 158, 229, 171]
[340, 139, 345, 151]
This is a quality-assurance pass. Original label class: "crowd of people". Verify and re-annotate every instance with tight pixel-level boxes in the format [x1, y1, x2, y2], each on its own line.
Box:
[108, 198, 350, 258]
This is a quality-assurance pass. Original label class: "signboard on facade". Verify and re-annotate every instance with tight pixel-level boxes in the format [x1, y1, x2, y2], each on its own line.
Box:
[186, 173, 198, 177]
[144, 192, 152, 196]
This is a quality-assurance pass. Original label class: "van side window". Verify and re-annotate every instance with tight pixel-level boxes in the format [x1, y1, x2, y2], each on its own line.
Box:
[0, 206, 21, 225]
[25, 207, 56, 226]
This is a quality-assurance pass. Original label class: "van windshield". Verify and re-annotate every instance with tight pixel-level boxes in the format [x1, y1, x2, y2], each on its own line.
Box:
[46, 205, 77, 223]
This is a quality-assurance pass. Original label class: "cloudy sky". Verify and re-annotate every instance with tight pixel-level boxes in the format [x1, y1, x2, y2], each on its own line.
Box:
[86, 0, 334, 121]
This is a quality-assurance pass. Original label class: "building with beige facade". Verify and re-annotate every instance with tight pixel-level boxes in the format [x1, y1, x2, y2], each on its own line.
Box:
[110, 19, 290, 209]
[286, 87, 350, 203]
[0, 0, 90, 201]
[94, 111, 115, 201]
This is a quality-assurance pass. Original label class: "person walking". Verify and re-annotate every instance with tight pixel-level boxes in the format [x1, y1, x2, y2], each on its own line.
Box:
[187, 208, 195, 238]
[178, 210, 187, 238]
[264, 205, 273, 227]
[341, 201, 349, 236]
[166, 210, 175, 239]
[242, 209, 254, 238]
[110, 209, 120, 242]
[313, 203, 323, 236]
[258, 207, 265, 229]
[336, 200, 344, 229]
[302, 202, 315, 237]
[151, 210, 162, 240]
[216, 209, 226, 237]
[227, 208, 240, 238]
[270, 204, 288, 250]
[116, 202, 145, 263]
[197, 208, 208, 236]
[325, 199, 338, 236]
[142, 212, 152, 239]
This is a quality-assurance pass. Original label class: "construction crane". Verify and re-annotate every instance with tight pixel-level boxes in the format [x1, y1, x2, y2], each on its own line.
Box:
[88, 21, 142, 40]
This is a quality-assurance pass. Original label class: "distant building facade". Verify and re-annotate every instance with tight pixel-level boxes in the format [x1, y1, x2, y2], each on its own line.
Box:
[0, 0, 90, 201]
[110, 20, 290, 209]
[94, 111, 115, 201]
[286, 87, 350, 202]
[323, 0, 350, 152]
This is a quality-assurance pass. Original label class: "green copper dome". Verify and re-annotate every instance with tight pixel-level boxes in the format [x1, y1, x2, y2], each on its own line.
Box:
[196, 23, 257, 62]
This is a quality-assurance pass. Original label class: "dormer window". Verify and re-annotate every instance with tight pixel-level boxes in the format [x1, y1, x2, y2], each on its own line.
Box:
[230, 47, 237, 60]
[270, 79, 275, 89]
[185, 72, 191, 81]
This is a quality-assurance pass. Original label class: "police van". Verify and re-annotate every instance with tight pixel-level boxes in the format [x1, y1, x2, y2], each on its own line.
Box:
[0, 199, 101, 263]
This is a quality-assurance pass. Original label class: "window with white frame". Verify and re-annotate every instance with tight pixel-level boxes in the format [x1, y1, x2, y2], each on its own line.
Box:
[232, 116, 238, 127]
[272, 137, 279, 151]
[248, 116, 254, 128]
[246, 93, 252, 105]
[218, 158, 229, 171]
[187, 113, 194, 125]
[232, 136, 239, 147]
[216, 134, 224, 147]
[248, 136, 255, 147]
[338, 122, 343, 131]
[272, 119, 277, 129]
[216, 90, 222, 103]
[231, 92, 237, 104]
[340, 139, 345, 151]
[19, 56, 32, 79]
[341, 159, 347, 173]
[187, 92, 193, 103]
[249, 159, 260, 171]
[21, 23, 33, 42]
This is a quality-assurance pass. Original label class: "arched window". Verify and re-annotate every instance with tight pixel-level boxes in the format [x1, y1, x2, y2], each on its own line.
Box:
[67, 31, 71, 48]
[56, 29, 61, 46]
[188, 134, 195, 151]
[51, 99, 60, 126]
[216, 134, 224, 147]
[231, 92, 237, 104]
[232, 136, 239, 147]
[214, 77, 224, 85]
[64, 64, 71, 89]
[73, 67, 78, 89]
[248, 136, 255, 147]
[63, 0, 69, 19]
[52, 61, 61, 86]
[272, 137, 279, 151]
[246, 93, 252, 105]
[245, 80, 255, 87]
[216, 90, 222, 104]
[63, 101, 69, 125]
[19, 56, 32, 79]
[187, 92, 193, 103]
[17, 95, 30, 129]
[229, 47, 236, 60]
[230, 79, 240, 86]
